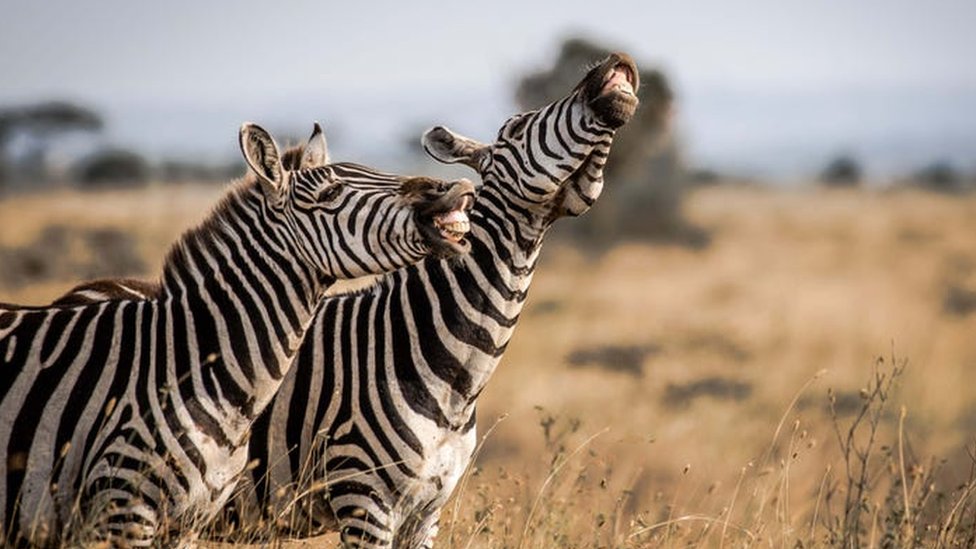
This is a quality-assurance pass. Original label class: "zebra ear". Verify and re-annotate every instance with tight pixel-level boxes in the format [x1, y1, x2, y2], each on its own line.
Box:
[422, 126, 488, 171]
[240, 122, 285, 200]
[300, 122, 330, 169]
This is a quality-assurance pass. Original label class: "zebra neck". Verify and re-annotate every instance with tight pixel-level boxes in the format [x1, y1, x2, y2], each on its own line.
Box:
[420, 191, 549, 416]
[473, 183, 552, 261]
[158, 183, 322, 422]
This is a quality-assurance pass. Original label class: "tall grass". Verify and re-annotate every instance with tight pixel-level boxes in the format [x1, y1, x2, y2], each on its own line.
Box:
[440, 359, 976, 548]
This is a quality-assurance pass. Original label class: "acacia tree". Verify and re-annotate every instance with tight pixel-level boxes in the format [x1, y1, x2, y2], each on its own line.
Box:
[0, 101, 103, 188]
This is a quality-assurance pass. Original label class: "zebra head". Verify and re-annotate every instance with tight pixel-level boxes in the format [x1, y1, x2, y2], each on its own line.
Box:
[240, 123, 475, 281]
[421, 52, 639, 222]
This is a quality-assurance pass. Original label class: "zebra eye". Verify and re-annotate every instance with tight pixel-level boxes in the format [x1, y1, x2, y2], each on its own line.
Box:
[317, 184, 343, 203]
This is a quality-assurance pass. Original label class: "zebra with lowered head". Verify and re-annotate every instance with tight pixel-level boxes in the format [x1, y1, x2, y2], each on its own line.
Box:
[216, 53, 639, 548]
[0, 122, 475, 547]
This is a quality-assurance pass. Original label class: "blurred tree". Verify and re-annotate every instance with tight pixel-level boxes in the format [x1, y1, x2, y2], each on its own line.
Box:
[0, 101, 103, 136]
[159, 159, 241, 183]
[687, 168, 721, 186]
[76, 148, 150, 187]
[516, 37, 699, 243]
[0, 101, 103, 188]
[913, 160, 962, 193]
[820, 154, 862, 187]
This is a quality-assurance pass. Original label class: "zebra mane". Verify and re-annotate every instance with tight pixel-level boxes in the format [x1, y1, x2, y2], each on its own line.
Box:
[279, 142, 307, 171]
[160, 174, 266, 291]
[160, 142, 314, 295]
[40, 143, 318, 306]
[167, 142, 311, 279]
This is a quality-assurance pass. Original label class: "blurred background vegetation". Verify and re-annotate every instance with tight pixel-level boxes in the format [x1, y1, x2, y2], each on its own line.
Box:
[2, 34, 971, 241]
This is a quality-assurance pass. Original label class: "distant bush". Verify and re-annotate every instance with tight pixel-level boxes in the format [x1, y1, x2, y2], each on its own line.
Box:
[0, 225, 145, 290]
[159, 159, 242, 183]
[912, 161, 963, 193]
[944, 283, 976, 316]
[820, 155, 862, 187]
[566, 343, 660, 377]
[662, 376, 753, 408]
[687, 168, 721, 186]
[76, 148, 150, 187]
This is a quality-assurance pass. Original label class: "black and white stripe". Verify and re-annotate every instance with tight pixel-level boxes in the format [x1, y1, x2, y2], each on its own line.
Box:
[0, 123, 471, 547]
[52, 279, 159, 307]
[228, 54, 641, 548]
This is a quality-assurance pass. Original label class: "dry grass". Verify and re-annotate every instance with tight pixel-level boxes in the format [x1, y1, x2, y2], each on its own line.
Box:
[2, 183, 976, 546]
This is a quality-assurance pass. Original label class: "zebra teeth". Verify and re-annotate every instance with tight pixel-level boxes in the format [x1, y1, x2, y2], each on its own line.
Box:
[435, 218, 470, 243]
[445, 221, 469, 233]
[435, 209, 469, 225]
[433, 209, 471, 243]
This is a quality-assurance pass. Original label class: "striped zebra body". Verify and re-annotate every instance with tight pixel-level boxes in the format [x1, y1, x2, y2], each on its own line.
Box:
[231, 54, 642, 548]
[0, 123, 474, 547]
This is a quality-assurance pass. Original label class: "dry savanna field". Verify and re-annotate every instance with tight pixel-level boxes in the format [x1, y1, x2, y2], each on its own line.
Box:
[2, 183, 975, 547]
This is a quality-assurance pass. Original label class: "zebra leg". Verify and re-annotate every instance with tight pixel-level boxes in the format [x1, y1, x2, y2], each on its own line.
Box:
[74, 447, 170, 547]
[74, 490, 161, 547]
[395, 509, 441, 549]
[79, 492, 202, 548]
[329, 481, 396, 548]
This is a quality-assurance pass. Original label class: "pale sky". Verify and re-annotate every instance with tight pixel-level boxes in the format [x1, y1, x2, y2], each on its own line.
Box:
[2, 0, 974, 176]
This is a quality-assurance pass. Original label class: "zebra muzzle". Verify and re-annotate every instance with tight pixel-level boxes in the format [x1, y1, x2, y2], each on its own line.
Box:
[601, 64, 636, 97]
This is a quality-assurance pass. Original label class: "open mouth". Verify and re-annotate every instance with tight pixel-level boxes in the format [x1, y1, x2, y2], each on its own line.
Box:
[600, 63, 637, 97]
[418, 187, 475, 257]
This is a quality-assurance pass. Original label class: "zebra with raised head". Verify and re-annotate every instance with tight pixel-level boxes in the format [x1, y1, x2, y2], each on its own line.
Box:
[224, 53, 640, 548]
[0, 122, 475, 547]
